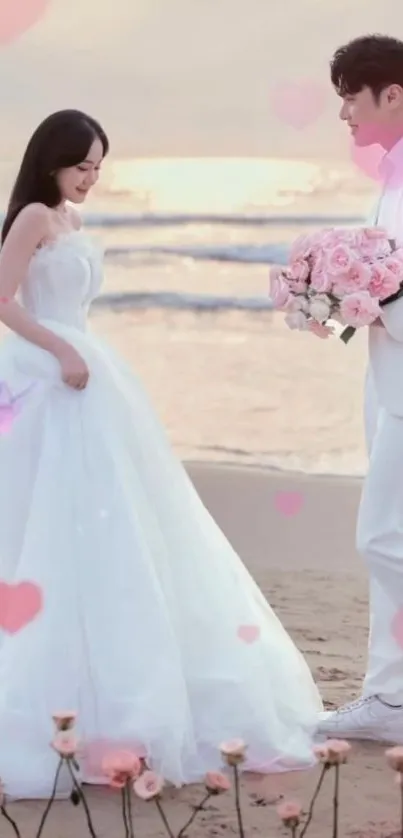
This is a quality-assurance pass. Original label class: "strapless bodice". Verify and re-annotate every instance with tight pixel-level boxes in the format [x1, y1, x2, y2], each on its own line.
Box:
[19, 230, 103, 331]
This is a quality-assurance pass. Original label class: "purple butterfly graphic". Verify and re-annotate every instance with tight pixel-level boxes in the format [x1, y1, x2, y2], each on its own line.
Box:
[0, 381, 37, 434]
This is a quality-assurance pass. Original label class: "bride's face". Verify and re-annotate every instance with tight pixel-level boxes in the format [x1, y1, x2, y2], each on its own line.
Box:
[56, 137, 104, 203]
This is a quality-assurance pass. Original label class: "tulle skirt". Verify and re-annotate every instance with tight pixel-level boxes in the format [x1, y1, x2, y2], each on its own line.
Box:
[0, 320, 322, 799]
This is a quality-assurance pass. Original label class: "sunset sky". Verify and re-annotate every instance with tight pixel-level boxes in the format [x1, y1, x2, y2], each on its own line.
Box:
[0, 0, 402, 162]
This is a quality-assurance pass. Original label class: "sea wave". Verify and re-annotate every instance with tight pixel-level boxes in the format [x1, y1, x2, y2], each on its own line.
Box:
[85, 210, 365, 228]
[94, 291, 274, 312]
[105, 242, 289, 265]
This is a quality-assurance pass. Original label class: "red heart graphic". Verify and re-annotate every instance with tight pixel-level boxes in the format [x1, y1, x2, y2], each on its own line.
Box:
[0, 581, 43, 633]
[270, 80, 326, 129]
[274, 491, 304, 516]
[237, 624, 260, 644]
[0, 0, 50, 45]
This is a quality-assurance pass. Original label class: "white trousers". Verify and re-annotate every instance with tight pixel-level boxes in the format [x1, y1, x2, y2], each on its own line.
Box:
[357, 372, 403, 701]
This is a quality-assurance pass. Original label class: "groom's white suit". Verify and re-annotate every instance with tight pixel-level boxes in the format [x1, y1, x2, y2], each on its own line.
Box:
[319, 136, 403, 741]
[361, 143, 403, 702]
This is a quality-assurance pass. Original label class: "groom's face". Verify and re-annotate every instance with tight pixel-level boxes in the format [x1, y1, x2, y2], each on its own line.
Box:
[339, 85, 403, 148]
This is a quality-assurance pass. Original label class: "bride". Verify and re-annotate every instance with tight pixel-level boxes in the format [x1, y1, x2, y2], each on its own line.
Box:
[0, 109, 322, 800]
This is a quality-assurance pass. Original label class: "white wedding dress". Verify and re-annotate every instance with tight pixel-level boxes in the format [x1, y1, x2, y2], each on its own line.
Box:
[0, 229, 322, 799]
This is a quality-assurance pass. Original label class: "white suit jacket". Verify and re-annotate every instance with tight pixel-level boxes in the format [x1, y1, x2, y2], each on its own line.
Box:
[366, 148, 403, 416]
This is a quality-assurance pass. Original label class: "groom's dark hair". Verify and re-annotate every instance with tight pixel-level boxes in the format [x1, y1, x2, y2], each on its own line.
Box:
[331, 34, 403, 100]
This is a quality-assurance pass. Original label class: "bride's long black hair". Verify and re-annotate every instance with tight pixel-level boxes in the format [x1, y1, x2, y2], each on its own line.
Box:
[1, 109, 109, 244]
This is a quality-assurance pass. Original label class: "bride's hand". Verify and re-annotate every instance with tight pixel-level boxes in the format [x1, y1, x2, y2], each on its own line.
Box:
[56, 344, 90, 390]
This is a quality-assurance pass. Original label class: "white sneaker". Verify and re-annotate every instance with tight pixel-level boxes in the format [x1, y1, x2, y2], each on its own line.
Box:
[316, 695, 403, 744]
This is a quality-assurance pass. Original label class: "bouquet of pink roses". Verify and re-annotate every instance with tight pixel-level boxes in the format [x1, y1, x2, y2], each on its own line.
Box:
[269, 226, 403, 342]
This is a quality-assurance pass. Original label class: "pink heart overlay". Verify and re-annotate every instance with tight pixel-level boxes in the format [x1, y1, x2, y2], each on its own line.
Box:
[274, 491, 304, 516]
[0, 581, 43, 634]
[0, 380, 37, 434]
[391, 608, 403, 649]
[237, 624, 260, 644]
[270, 80, 327, 129]
[350, 125, 403, 189]
[0, 0, 50, 44]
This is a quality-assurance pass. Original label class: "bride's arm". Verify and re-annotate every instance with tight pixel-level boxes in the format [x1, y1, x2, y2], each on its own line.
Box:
[0, 203, 71, 358]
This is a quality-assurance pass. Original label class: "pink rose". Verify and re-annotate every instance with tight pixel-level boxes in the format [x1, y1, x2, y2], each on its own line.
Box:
[310, 268, 332, 292]
[52, 711, 77, 732]
[326, 244, 354, 275]
[384, 255, 403, 279]
[284, 311, 309, 331]
[368, 263, 400, 300]
[269, 270, 291, 310]
[288, 276, 309, 294]
[357, 229, 391, 259]
[308, 320, 335, 339]
[205, 771, 231, 793]
[289, 258, 310, 282]
[102, 750, 142, 788]
[310, 251, 332, 292]
[277, 800, 302, 827]
[220, 738, 247, 766]
[133, 770, 164, 800]
[314, 739, 351, 766]
[289, 234, 312, 262]
[321, 228, 357, 250]
[51, 732, 79, 758]
[362, 226, 389, 240]
[339, 291, 381, 327]
[333, 261, 371, 295]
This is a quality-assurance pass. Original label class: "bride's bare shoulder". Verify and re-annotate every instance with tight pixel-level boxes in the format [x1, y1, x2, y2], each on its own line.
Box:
[5, 203, 52, 246]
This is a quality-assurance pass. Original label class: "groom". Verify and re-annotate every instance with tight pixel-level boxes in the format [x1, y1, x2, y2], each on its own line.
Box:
[318, 34, 403, 743]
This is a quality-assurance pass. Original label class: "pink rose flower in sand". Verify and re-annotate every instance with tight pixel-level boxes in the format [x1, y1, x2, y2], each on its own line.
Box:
[314, 739, 351, 766]
[333, 261, 372, 296]
[269, 270, 291, 309]
[284, 311, 309, 331]
[205, 771, 231, 793]
[277, 800, 302, 827]
[51, 732, 79, 758]
[52, 711, 77, 732]
[368, 262, 400, 300]
[339, 291, 381, 327]
[220, 738, 247, 766]
[102, 750, 142, 788]
[133, 770, 164, 800]
[326, 244, 354, 276]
